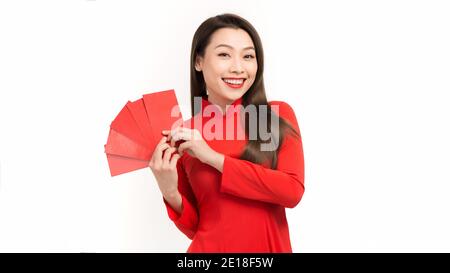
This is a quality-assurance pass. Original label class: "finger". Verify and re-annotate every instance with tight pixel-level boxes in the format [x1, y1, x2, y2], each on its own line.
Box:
[172, 131, 193, 142]
[178, 141, 192, 156]
[162, 130, 173, 144]
[170, 133, 175, 147]
[182, 127, 201, 140]
[169, 153, 180, 168]
[180, 127, 196, 134]
[158, 136, 167, 145]
[153, 143, 171, 165]
[162, 147, 176, 163]
[168, 127, 183, 146]
[151, 137, 168, 163]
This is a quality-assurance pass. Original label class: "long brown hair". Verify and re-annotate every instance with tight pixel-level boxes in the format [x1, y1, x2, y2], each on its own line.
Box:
[190, 13, 299, 169]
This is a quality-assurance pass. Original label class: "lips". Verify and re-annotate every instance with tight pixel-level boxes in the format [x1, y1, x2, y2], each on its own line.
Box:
[222, 78, 246, 89]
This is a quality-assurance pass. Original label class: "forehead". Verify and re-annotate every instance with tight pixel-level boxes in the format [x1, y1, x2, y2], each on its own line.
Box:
[208, 28, 255, 50]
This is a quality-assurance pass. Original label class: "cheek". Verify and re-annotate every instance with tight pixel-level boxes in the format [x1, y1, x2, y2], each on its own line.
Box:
[203, 68, 221, 84]
[214, 62, 230, 76]
[247, 64, 258, 85]
[206, 59, 228, 75]
[246, 62, 258, 77]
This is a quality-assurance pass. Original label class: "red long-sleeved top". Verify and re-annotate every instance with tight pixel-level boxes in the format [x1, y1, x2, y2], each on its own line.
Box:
[163, 97, 305, 253]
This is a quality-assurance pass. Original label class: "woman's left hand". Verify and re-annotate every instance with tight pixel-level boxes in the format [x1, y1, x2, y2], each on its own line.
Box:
[162, 127, 222, 166]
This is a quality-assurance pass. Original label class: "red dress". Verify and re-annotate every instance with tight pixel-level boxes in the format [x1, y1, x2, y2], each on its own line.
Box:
[163, 97, 305, 252]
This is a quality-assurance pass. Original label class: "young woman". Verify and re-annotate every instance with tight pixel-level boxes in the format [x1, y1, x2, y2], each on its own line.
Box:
[149, 13, 305, 253]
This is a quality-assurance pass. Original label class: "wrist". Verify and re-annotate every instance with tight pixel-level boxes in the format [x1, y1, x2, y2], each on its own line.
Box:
[204, 151, 225, 172]
[163, 191, 183, 215]
[163, 190, 181, 202]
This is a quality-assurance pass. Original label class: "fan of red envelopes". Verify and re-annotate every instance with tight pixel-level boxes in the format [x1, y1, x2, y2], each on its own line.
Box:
[104, 89, 183, 176]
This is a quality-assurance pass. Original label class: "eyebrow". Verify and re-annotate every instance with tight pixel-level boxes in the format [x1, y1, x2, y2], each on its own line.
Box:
[214, 44, 255, 51]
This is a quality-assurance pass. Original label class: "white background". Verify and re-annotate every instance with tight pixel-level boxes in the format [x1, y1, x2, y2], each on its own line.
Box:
[0, 0, 449, 252]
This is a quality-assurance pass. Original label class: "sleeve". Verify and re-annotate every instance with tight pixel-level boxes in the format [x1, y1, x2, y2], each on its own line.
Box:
[220, 101, 305, 208]
[163, 155, 199, 239]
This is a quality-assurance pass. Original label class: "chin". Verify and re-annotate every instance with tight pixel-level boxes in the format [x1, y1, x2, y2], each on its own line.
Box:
[224, 93, 244, 101]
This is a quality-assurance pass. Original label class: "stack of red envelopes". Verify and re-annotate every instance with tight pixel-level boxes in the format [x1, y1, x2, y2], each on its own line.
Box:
[105, 89, 183, 176]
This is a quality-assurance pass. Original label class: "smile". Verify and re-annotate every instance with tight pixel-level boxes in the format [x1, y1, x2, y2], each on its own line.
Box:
[222, 78, 246, 89]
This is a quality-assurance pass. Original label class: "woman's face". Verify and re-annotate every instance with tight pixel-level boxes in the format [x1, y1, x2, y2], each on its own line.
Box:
[195, 27, 258, 106]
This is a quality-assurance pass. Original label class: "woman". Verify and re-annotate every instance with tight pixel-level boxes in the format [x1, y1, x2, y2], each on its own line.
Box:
[149, 13, 305, 253]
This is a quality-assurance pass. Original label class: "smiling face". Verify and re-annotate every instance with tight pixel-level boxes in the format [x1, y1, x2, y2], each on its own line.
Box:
[195, 27, 258, 108]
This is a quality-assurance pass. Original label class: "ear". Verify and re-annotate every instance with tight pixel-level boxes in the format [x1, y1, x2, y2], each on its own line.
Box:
[194, 56, 203, 72]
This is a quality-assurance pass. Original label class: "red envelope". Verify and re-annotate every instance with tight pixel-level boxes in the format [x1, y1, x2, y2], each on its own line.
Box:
[105, 89, 184, 177]
[105, 128, 152, 161]
[143, 89, 184, 152]
[106, 154, 149, 176]
[110, 103, 148, 147]
[126, 99, 155, 148]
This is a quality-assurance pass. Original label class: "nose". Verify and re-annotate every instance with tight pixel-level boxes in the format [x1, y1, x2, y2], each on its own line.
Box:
[230, 57, 244, 75]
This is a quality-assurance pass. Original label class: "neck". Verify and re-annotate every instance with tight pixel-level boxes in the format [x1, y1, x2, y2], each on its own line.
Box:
[207, 94, 235, 115]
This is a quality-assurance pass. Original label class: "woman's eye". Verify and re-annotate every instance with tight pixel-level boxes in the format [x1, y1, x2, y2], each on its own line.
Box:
[218, 53, 255, 59]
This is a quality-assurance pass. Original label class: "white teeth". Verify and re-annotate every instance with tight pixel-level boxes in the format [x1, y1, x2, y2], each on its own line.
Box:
[223, 79, 244, 85]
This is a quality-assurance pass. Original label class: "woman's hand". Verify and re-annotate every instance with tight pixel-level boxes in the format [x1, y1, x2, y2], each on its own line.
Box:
[148, 136, 181, 199]
[163, 127, 225, 171]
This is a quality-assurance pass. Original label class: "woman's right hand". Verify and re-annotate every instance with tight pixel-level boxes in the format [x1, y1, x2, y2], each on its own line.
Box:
[149, 136, 181, 200]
